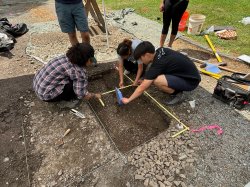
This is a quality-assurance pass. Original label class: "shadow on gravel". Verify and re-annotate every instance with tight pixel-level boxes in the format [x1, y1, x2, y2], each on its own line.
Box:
[0, 74, 34, 112]
[0, 51, 15, 59]
[0, 0, 49, 17]
[178, 48, 213, 60]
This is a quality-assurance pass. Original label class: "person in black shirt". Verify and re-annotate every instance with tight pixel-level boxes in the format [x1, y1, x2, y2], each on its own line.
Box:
[122, 41, 201, 105]
[159, 0, 189, 48]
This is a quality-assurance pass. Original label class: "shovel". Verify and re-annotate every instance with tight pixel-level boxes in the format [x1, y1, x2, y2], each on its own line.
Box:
[200, 61, 242, 74]
[204, 34, 225, 64]
[201, 62, 221, 73]
[181, 52, 240, 74]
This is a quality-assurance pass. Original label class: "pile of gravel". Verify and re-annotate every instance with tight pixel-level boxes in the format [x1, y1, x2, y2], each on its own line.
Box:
[127, 129, 198, 187]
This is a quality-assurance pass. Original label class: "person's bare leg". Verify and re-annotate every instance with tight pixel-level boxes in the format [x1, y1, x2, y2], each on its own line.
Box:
[159, 34, 167, 47]
[80, 32, 90, 43]
[168, 34, 176, 48]
[154, 75, 184, 105]
[68, 32, 79, 46]
[153, 75, 175, 94]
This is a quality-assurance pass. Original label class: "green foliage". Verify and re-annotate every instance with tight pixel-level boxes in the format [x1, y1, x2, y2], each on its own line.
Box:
[98, 0, 250, 55]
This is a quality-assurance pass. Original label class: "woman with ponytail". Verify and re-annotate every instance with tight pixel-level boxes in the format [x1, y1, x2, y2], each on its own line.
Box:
[116, 38, 146, 87]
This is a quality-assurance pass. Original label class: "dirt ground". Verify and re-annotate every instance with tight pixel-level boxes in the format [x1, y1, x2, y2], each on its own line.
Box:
[88, 70, 170, 153]
[0, 1, 249, 187]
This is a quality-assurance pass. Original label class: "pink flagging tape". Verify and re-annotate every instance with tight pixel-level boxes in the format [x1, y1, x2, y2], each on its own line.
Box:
[191, 125, 223, 135]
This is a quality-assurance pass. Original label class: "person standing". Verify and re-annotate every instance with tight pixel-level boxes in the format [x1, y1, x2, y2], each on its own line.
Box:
[122, 41, 201, 105]
[55, 0, 90, 45]
[159, 0, 189, 48]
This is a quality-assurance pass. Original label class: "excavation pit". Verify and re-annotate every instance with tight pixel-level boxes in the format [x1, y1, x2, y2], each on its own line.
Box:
[88, 69, 170, 153]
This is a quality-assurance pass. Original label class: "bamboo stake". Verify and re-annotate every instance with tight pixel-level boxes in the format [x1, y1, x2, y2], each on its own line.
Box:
[102, 0, 109, 48]
[98, 98, 105, 107]
[172, 128, 189, 138]
[101, 84, 134, 95]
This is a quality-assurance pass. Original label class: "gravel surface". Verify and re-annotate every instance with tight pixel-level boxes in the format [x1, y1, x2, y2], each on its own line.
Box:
[127, 130, 197, 187]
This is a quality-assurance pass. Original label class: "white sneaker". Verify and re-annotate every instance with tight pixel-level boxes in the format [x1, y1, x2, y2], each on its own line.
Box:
[124, 70, 130, 75]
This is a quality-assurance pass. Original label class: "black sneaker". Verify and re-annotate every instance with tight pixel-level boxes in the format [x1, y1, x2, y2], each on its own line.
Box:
[57, 99, 80, 109]
[165, 92, 184, 105]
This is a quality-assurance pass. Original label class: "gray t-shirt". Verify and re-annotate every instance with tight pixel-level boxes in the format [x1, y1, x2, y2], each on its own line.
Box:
[118, 39, 142, 64]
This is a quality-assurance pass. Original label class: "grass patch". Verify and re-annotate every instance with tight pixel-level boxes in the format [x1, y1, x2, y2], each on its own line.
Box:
[98, 0, 250, 55]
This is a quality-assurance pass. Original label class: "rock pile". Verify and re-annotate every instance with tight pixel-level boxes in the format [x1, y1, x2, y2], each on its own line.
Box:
[127, 130, 198, 187]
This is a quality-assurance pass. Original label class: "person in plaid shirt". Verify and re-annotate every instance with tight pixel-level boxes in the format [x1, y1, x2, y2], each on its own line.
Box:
[33, 43, 101, 102]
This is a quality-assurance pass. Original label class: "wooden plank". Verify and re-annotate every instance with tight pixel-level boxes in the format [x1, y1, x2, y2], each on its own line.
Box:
[84, 0, 106, 30]
[90, 0, 106, 28]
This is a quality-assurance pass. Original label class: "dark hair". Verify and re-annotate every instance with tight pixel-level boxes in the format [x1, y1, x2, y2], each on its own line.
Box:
[117, 39, 132, 56]
[66, 43, 94, 67]
[134, 41, 155, 60]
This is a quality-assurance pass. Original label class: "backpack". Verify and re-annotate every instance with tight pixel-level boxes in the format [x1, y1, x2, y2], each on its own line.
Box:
[0, 18, 28, 37]
[231, 73, 250, 84]
[0, 18, 27, 52]
[0, 30, 16, 52]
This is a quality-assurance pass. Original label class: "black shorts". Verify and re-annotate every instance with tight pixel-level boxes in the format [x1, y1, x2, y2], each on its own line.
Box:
[165, 74, 199, 91]
[46, 81, 77, 102]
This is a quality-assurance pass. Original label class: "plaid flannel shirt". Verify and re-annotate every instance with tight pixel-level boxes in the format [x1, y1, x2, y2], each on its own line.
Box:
[33, 55, 88, 101]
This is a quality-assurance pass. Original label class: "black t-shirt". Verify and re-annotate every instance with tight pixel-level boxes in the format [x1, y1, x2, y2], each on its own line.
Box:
[145, 48, 201, 82]
[55, 0, 82, 4]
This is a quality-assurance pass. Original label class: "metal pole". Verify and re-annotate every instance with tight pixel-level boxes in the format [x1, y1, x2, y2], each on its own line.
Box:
[102, 0, 109, 48]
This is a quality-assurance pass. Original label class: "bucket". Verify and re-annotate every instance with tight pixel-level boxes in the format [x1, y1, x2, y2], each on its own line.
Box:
[178, 11, 189, 32]
[187, 14, 206, 35]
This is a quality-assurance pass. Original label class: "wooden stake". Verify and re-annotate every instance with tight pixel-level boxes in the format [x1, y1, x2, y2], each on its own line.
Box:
[63, 129, 71, 138]
[98, 98, 105, 107]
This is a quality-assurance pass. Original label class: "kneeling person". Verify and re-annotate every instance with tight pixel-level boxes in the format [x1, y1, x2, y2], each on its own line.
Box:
[122, 41, 201, 105]
[33, 43, 100, 102]
[117, 38, 146, 87]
